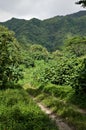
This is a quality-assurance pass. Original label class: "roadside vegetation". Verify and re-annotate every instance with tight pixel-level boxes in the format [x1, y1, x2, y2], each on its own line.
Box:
[24, 60, 86, 130]
[0, 88, 59, 130]
[0, 24, 86, 130]
[0, 26, 58, 130]
[19, 36, 86, 130]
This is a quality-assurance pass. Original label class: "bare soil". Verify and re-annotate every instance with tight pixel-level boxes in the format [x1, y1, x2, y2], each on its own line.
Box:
[37, 102, 73, 130]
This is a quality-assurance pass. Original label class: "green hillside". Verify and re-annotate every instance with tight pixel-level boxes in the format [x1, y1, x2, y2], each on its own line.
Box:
[0, 15, 86, 129]
[1, 10, 86, 51]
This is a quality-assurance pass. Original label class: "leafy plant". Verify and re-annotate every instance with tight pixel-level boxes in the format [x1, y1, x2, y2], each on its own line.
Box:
[0, 26, 23, 88]
[70, 58, 86, 93]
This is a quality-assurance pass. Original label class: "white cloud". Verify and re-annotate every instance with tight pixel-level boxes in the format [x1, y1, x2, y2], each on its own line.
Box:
[0, 0, 85, 22]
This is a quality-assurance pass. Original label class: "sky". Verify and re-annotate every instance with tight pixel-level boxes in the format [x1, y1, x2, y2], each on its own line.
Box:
[0, 0, 85, 22]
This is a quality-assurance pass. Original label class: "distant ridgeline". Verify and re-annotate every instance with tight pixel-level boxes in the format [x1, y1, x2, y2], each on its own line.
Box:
[0, 11, 86, 51]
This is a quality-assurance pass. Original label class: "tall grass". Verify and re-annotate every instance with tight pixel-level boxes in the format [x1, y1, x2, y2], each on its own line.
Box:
[0, 88, 58, 130]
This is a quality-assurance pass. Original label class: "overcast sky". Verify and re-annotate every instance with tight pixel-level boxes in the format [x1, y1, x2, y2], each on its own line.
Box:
[0, 0, 85, 22]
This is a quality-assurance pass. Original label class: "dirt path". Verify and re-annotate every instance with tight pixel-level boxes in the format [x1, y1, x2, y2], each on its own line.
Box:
[25, 85, 86, 130]
[37, 102, 73, 130]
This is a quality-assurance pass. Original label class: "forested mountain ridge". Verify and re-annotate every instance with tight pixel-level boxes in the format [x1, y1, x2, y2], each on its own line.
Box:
[0, 10, 86, 51]
[0, 10, 86, 130]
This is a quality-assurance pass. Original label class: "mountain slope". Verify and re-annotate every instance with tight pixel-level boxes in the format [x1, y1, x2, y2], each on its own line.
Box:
[0, 11, 86, 51]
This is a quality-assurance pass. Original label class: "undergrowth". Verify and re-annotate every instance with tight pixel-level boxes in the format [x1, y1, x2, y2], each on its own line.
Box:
[27, 83, 86, 130]
[19, 61, 86, 130]
[0, 88, 58, 130]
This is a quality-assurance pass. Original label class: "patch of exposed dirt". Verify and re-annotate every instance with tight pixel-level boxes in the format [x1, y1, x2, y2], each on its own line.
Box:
[37, 102, 73, 130]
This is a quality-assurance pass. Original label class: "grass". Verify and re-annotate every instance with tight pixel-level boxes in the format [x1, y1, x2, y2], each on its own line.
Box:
[19, 60, 86, 130]
[0, 88, 58, 130]
[26, 83, 86, 130]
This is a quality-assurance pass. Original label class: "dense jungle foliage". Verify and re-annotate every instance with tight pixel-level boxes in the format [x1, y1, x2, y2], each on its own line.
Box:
[0, 10, 86, 130]
[0, 26, 23, 88]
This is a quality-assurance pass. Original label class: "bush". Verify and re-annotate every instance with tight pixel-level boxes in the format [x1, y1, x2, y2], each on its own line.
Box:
[23, 57, 35, 68]
[36, 55, 78, 86]
[29, 44, 49, 61]
[70, 58, 86, 94]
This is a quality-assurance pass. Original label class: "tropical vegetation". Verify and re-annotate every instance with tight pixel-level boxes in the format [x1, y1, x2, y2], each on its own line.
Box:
[0, 10, 86, 130]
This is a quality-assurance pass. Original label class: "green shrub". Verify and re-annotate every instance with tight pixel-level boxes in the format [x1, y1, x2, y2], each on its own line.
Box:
[0, 26, 23, 88]
[70, 58, 86, 94]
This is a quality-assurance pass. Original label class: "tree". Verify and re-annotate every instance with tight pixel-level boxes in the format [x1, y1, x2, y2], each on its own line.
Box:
[76, 0, 86, 7]
[29, 44, 49, 60]
[0, 26, 23, 88]
[64, 36, 86, 57]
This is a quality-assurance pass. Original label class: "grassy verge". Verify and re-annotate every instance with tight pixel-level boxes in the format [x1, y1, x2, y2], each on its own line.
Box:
[27, 83, 86, 130]
[0, 88, 58, 130]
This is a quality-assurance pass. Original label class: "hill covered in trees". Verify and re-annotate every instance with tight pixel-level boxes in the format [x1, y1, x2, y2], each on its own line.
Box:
[0, 10, 86, 51]
[0, 10, 86, 129]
